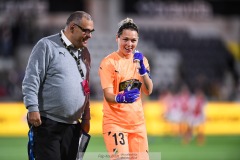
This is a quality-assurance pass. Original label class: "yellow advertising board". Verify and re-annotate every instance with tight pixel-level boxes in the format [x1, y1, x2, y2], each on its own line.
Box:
[0, 103, 29, 136]
[0, 101, 240, 136]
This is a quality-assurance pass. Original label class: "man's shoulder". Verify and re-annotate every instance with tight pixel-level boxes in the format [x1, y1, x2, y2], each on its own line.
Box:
[45, 33, 60, 42]
[36, 33, 58, 43]
[38, 33, 62, 47]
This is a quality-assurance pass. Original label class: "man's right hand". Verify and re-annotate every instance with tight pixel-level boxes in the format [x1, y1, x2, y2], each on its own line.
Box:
[115, 88, 140, 103]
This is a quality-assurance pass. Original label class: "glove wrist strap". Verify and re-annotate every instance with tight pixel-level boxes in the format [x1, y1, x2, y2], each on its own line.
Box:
[115, 95, 118, 103]
[140, 72, 147, 76]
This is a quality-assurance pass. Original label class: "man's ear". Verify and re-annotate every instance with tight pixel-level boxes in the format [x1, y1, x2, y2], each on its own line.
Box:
[70, 23, 75, 32]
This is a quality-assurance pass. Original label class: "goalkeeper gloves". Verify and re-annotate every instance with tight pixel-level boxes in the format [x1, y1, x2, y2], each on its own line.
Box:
[133, 51, 147, 76]
[115, 88, 140, 103]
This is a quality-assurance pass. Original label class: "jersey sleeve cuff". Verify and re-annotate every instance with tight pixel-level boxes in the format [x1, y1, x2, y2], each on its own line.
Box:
[27, 105, 39, 112]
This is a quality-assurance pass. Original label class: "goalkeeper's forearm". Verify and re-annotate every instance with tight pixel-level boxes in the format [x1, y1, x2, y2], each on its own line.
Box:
[103, 88, 118, 103]
[141, 73, 153, 95]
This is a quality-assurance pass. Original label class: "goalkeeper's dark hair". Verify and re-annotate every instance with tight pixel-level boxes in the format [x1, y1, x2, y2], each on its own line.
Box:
[117, 18, 139, 37]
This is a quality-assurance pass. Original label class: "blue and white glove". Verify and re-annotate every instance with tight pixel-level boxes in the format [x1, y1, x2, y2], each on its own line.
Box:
[133, 50, 147, 76]
[115, 88, 140, 103]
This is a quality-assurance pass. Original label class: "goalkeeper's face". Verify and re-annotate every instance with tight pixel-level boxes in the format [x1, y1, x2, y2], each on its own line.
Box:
[116, 29, 139, 58]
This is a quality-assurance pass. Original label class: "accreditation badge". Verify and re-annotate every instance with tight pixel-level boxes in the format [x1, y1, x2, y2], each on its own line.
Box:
[81, 79, 90, 95]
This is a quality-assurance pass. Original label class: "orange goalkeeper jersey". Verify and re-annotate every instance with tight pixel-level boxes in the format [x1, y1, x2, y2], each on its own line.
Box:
[98, 51, 150, 133]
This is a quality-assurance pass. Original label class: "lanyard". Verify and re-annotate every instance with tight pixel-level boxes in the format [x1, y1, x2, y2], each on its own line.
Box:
[59, 33, 85, 78]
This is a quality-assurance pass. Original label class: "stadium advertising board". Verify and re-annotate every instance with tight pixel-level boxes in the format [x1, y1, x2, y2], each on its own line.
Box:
[0, 102, 240, 136]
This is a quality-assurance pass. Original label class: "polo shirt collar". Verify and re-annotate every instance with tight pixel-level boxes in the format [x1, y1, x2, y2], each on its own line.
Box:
[61, 30, 73, 48]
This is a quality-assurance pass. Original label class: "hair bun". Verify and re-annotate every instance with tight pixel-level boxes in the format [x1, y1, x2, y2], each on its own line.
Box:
[117, 17, 138, 37]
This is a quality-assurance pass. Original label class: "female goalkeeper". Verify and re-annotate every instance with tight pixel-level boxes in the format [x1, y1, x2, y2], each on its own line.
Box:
[98, 17, 153, 160]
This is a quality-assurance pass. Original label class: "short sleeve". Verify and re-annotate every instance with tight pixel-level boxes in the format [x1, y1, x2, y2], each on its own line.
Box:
[98, 58, 115, 89]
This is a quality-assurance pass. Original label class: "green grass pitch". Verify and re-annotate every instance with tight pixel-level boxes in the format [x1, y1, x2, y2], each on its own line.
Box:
[0, 135, 239, 160]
